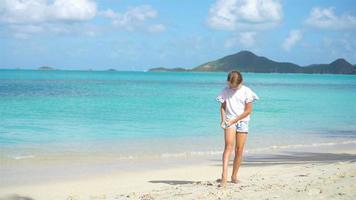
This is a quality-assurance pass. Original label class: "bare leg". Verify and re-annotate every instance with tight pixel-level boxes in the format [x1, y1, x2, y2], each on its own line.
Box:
[231, 132, 247, 183]
[220, 128, 235, 187]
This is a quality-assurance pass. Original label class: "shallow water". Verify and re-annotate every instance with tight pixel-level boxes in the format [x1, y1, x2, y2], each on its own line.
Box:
[1, 70, 356, 160]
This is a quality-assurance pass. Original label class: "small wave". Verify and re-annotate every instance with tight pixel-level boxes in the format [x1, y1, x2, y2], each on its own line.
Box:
[160, 150, 222, 158]
[9, 155, 36, 160]
[159, 140, 356, 158]
[5, 140, 355, 161]
[247, 140, 356, 153]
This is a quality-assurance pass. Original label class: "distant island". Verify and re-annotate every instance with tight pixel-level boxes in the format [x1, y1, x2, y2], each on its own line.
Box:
[37, 66, 57, 71]
[147, 67, 188, 72]
[148, 51, 356, 74]
[35, 67, 118, 71]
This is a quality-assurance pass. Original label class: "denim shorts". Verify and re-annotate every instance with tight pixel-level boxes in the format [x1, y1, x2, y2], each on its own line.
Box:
[234, 121, 249, 133]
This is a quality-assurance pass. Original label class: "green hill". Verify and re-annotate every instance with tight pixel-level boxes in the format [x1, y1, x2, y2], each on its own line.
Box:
[301, 59, 355, 74]
[193, 51, 300, 73]
[148, 51, 356, 74]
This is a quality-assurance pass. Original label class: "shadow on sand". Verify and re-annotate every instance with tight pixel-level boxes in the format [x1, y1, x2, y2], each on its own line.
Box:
[0, 195, 35, 200]
[210, 151, 356, 167]
[148, 180, 197, 185]
[148, 151, 356, 186]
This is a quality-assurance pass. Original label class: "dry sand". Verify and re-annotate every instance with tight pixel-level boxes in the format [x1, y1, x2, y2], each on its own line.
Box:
[1, 149, 356, 200]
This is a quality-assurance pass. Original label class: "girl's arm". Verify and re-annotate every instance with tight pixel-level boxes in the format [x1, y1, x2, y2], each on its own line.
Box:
[229, 102, 253, 125]
[220, 102, 226, 122]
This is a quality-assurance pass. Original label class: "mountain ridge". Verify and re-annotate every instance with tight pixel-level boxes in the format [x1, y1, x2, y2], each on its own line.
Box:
[149, 51, 356, 74]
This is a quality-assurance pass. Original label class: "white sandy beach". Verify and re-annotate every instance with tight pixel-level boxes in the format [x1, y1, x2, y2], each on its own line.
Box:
[1, 144, 356, 200]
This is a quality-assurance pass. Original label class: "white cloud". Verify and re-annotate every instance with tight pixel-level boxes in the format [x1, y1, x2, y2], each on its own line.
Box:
[207, 0, 282, 31]
[0, 1, 165, 38]
[207, 0, 237, 31]
[0, 0, 97, 24]
[282, 29, 303, 51]
[306, 7, 356, 30]
[100, 5, 165, 32]
[10, 24, 44, 39]
[0, 0, 97, 38]
[6, 22, 100, 39]
[0, 0, 47, 24]
[111, 5, 156, 27]
[100, 9, 118, 19]
[225, 32, 257, 48]
[50, 0, 97, 21]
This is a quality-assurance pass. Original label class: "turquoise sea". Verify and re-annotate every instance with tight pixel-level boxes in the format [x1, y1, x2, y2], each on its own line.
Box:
[1, 70, 356, 161]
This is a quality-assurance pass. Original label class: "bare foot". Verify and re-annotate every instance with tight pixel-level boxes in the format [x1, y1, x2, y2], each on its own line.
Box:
[218, 179, 227, 187]
[218, 176, 227, 187]
[231, 176, 238, 184]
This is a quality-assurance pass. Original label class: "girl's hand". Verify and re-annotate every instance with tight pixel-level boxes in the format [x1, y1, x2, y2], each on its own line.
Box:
[227, 118, 239, 127]
[220, 121, 226, 129]
[221, 119, 231, 129]
[225, 120, 232, 127]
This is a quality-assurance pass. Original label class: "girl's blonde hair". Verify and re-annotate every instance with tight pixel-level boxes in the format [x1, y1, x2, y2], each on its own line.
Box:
[227, 70, 243, 88]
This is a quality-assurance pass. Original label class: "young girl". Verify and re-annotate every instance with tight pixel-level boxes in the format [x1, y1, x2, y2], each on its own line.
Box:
[216, 70, 259, 187]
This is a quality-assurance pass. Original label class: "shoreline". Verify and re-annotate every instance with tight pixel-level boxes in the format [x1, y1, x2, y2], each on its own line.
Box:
[1, 143, 356, 200]
[3, 138, 356, 162]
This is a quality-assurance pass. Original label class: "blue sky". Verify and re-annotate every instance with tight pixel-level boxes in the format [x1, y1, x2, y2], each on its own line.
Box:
[0, 0, 355, 70]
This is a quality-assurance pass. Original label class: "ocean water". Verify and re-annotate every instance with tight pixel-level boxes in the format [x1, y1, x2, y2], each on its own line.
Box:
[1, 70, 356, 161]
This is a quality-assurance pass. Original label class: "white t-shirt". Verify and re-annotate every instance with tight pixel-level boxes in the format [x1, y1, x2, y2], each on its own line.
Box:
[216, 85, 259, 121]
